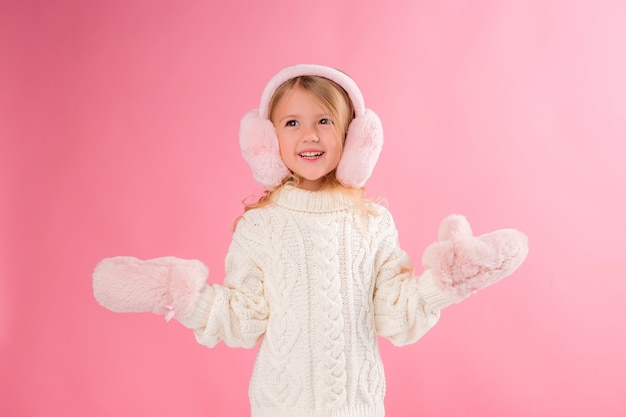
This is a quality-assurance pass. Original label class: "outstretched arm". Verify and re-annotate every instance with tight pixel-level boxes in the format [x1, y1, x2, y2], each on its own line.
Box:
[373, 212, 528, 346]
[92, 228, 269, 349]
[177, 236, 268, 348]
[93, 250, 268, 347]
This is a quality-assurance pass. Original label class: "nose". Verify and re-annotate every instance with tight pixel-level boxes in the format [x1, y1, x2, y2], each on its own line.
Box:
[301, 125, 320, 142]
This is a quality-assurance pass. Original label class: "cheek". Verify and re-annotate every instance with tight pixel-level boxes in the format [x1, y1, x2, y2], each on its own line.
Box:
[276, 133, 291, 159]
[275, 130, 285, 149]
[329, 136, 343, 163]
[332, 132, 344, 152]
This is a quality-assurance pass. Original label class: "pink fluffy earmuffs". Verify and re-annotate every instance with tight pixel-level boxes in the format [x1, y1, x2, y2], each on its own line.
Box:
[239, 64, 384, 189]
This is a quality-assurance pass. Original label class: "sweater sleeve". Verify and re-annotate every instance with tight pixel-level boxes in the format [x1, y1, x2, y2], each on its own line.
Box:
[177, 217, 268, 348]
[372, 209, 456, 346]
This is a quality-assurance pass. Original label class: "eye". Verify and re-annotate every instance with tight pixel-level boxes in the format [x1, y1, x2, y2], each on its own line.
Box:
[285, 120, 299, 127]
[319, 118, 333, 125]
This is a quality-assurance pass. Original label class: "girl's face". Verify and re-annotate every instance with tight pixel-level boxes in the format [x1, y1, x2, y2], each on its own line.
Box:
[273, 86, 343, 191]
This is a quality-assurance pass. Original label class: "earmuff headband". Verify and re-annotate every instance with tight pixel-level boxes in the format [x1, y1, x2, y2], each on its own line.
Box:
[239, 64, 383, 189]
[258, 64, 366, 119]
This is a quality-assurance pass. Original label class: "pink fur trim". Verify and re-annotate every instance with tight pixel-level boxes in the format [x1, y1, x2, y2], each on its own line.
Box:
[336, 109, 384, 188]
[258, 64, 366, 118]
[436, 214, 473, 240]
[422, 215, 529, 301]
[239, 110, 290, 189]
[93, 256, 208, 320]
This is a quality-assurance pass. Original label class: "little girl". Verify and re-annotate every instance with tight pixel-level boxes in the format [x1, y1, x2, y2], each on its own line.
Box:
[93, 64, 528, 417]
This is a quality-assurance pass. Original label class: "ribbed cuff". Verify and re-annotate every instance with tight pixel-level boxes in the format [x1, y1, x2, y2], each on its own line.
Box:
[416, 270, 460, 311]
[176, 284, 216, 329]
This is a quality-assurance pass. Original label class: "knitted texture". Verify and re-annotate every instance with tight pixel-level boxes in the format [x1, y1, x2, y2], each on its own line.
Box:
[178, 186, 455, 417]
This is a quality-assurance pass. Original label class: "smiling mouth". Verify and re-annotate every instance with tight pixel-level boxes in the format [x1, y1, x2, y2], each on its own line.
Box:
[299, 151, 325, 159]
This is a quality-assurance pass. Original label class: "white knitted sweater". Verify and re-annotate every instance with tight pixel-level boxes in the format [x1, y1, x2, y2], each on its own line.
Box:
[180, 186, 455, 417]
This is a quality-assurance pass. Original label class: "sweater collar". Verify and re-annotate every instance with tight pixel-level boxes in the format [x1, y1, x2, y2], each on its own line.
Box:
[273, 185, 353, 213]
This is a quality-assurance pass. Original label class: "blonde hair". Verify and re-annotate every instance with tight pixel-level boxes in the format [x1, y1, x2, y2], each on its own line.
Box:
[235, 75, 372, 228]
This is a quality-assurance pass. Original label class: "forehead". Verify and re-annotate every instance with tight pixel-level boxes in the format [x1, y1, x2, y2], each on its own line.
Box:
[274, 86, 329, 115]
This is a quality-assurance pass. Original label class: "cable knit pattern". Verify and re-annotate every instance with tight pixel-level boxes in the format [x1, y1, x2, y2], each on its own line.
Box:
[314, 218, 347, 406]
[179, 186, 456, 417]
[259, 216, 303, 407]
[353, 241, 384, 403]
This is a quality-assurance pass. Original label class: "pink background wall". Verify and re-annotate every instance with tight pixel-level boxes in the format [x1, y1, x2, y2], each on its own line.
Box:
[2, 0, 625, 416]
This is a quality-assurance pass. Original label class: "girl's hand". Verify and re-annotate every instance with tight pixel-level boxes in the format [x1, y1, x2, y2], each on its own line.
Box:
[93, 256, 208, 321]
[422, 215, 529, 301]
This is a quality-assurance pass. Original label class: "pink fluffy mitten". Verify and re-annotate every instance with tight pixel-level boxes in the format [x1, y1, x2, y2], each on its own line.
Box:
[422, 215, 529, 302]
[93, 256, 208, 321]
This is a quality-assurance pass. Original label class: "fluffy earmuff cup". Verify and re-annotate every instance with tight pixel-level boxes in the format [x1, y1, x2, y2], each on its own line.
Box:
[336, 109, 384, 188]
[239, 109, 290, 189]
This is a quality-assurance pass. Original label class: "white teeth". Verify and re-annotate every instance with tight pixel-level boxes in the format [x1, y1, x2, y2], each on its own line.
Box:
[299, 151, 324, 158]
